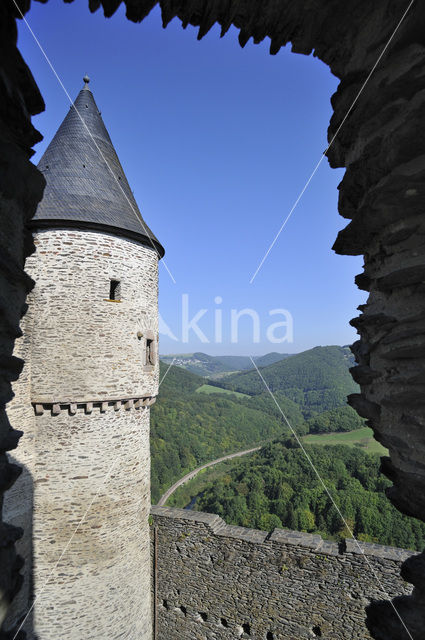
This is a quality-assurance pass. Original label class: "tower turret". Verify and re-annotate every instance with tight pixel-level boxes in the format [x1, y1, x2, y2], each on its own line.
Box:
[4, 77, 163, 639]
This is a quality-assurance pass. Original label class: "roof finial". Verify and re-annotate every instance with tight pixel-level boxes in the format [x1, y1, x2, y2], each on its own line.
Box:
[83, 75, 90, 88]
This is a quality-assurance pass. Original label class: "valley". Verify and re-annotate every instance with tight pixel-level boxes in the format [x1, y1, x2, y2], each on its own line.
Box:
[151, 346, 362, 501]
[150, 345, 424, 550]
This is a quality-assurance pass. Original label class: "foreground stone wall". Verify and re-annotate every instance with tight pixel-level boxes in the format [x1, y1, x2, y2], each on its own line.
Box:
[151, 507, 414, 640]
[0, 4, 46, 635]
[2, 296, 36, 635]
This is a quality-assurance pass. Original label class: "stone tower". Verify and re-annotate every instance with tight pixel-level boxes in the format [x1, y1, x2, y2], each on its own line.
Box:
[4, 77, 164, 639]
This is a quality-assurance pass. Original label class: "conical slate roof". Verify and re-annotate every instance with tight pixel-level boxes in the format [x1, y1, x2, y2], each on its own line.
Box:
[33, 77, 164, 257]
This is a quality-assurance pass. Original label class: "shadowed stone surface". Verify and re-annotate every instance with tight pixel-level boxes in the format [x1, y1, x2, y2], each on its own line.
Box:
[0, 3, 45, 637]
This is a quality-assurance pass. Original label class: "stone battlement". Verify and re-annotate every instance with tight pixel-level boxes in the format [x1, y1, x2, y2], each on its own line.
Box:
[33, 396, 156, 415]
[151, 506, 414, 562]
[150, 506, 415, 639]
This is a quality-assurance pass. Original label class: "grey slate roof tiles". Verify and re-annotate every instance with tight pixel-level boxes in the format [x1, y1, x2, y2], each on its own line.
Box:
[33, 80, 164, 257]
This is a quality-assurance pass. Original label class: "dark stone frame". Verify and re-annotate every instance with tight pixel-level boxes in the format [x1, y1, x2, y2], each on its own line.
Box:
[1, 1, 424, 637]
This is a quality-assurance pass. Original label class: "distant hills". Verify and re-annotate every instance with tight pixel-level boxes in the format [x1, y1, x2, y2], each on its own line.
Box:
[160, 351, 291, 378]
[213, 346, 357, 415]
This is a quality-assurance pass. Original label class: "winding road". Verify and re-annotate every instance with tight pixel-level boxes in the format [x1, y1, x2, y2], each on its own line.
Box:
[157, 446, 261, 506]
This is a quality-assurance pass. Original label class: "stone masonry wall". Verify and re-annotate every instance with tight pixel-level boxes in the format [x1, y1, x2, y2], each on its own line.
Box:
[28, 228, 159, 402]
[3, 228, 159, 639]
[5, 403, 153, 639]
[29, 405, 152, 639]
[150, 507, 415, 640]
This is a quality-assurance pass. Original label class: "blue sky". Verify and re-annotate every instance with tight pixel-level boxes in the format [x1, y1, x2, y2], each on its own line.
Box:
[18, 2, 365, 356]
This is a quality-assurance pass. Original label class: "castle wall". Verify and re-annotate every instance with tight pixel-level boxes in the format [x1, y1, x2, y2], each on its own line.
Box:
[4, 228, 158, 639]
[150, 507, 415, 640]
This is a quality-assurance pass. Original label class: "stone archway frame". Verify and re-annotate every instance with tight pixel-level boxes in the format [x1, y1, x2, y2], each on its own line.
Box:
[3, 0, 425, 638]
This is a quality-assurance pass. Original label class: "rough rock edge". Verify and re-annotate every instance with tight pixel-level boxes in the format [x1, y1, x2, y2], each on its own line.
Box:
[0, 2, 45, 636]
[7, 0, 425, 636]
[151, 506, 417, 563]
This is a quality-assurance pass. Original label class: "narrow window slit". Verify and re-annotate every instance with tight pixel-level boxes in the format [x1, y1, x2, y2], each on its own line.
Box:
[109, 279, 121, 301]
[146, 337, 154, 365]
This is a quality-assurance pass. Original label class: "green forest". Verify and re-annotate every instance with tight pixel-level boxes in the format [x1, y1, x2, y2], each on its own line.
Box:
[151, 347, 366, 502]
[150, 364, 285, 501]
[196, 439, 425, 551]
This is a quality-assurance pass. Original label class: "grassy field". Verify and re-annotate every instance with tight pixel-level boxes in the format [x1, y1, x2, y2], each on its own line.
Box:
[195, 384, 249, 398]
[303, 427, 387, 455]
